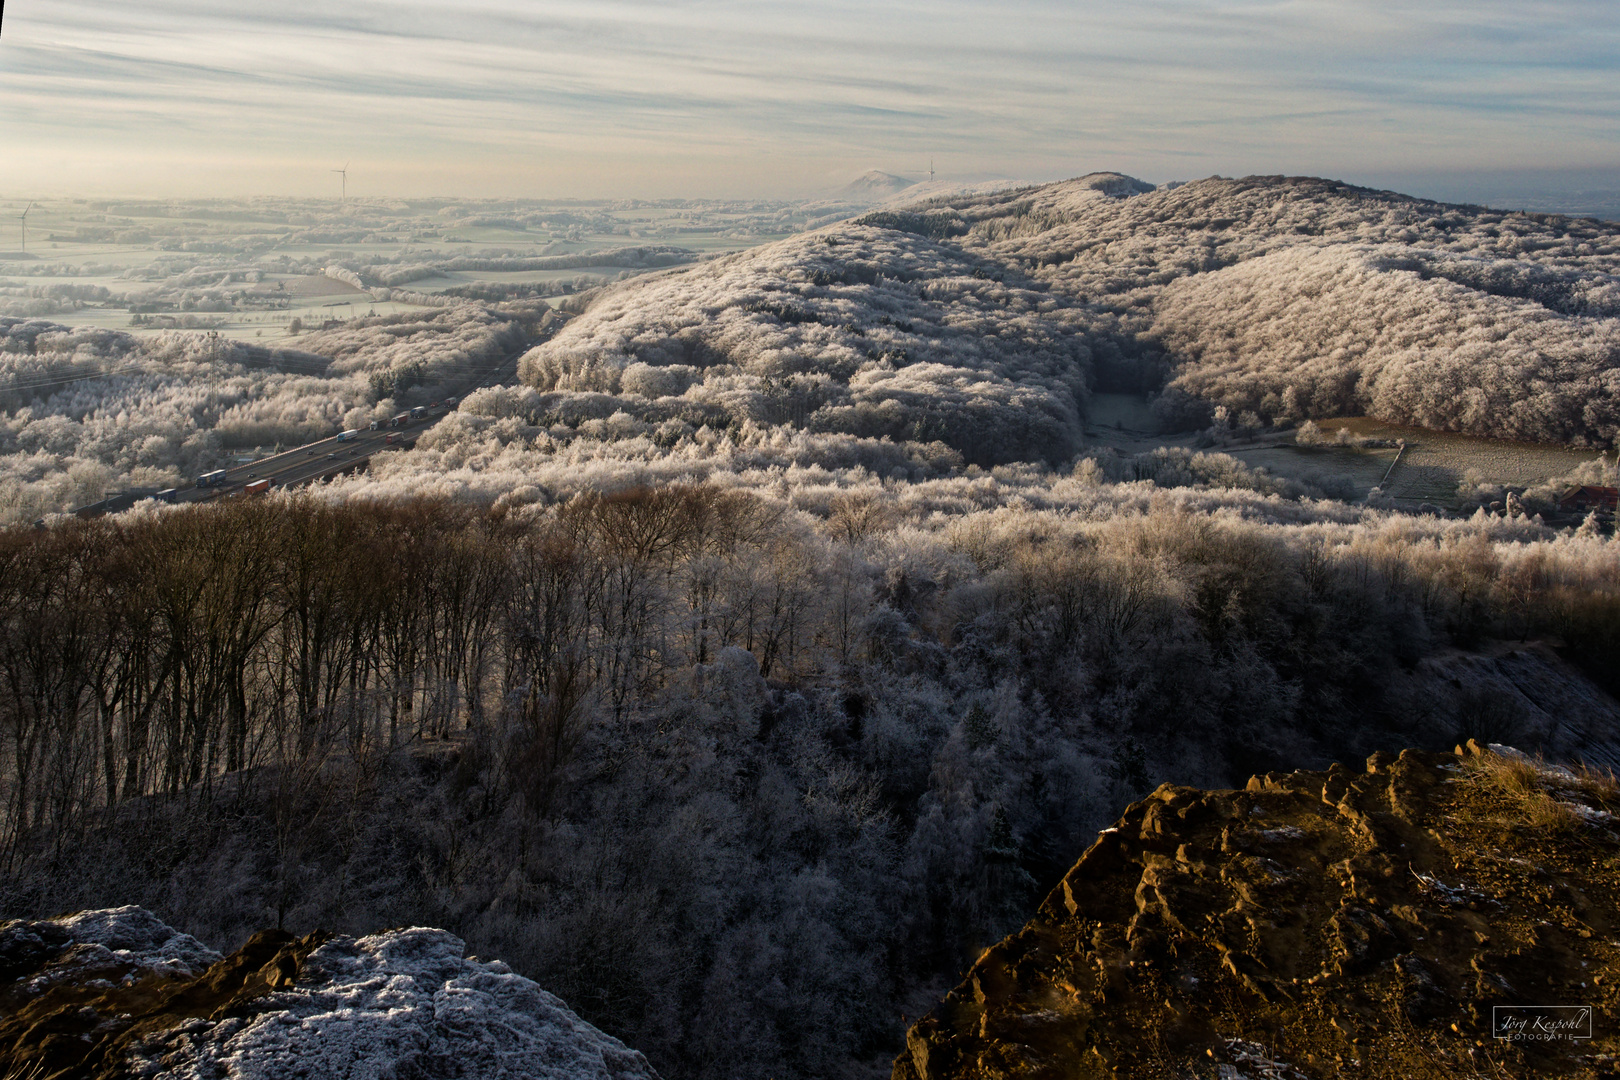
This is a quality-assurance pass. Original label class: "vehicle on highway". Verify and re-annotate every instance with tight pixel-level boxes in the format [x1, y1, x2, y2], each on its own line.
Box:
[443, 396, 458, 408]
[155, 488, 181, 504]
[337, 429, 360, 442]
[327, 453, 338, 460]
[196, 469, 228, 488]
[385, 432, 402, 445]
[388, 412, 411, 428]
[368, 420, 382, 431]
[244, 478, 274, 495]
[247, 473, 257, 479]
[410, 405, 428, 420]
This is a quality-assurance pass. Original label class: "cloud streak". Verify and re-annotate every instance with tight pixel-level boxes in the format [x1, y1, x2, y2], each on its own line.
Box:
[0, 0, 1617, 196]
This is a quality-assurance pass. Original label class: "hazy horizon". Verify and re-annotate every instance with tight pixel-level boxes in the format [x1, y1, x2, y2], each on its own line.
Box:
[2, 0, 1618, 207]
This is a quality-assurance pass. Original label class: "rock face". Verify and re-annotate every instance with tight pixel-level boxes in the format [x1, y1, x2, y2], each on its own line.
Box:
[0, 908, 658, 1080]
[895, 744, 1620, 1079]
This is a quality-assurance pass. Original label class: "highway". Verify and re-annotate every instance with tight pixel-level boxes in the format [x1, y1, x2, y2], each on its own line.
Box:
[68, 342, 530, 519]
[182, 407, 446, 504]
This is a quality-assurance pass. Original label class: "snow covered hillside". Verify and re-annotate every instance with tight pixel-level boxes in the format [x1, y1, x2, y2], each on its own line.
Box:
[514, 173, 1620, 455]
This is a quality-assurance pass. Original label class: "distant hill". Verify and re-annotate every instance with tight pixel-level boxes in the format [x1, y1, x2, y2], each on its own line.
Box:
[839, 170, 917, 202]
[519, 171, 1620, 453]
[872, 176, 1026, 208]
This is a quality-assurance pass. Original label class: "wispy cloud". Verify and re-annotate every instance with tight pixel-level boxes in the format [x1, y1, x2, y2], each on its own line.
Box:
[1, 0, 1616, 196]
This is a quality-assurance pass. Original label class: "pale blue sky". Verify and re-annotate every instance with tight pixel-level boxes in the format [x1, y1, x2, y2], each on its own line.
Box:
[1, 0, 1617, 198]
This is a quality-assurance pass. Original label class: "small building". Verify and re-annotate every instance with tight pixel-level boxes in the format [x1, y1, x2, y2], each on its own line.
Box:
[1558, 486, 1619, 513]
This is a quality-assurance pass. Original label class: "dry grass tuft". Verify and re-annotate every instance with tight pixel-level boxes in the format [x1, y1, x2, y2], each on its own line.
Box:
[1522, 792, 1584, 832]
[1460, 747, 1619, 832]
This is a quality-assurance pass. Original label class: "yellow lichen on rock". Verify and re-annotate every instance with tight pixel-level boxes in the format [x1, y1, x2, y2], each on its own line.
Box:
[895, 746, 1620, 1080]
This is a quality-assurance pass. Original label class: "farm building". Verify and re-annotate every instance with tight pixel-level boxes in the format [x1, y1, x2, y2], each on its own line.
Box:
[1557, 485, 1618, 513]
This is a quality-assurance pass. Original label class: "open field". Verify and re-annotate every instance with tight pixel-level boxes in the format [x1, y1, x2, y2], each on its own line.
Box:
[1310, 417, 1609, 503]
[0, 195, 829, 342]
[1084, 393, 1611, 506]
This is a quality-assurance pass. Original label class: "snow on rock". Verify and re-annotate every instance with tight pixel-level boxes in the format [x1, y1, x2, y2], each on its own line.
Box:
[1, 909, 657, 1080]
[0, 904, 220, 1004]
[53, 905, 223, 975]
[125, 925, 659, 1080]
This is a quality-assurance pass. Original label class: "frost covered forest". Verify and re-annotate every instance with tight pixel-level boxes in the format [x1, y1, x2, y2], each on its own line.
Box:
[3, 485, 1619, 1079]
[4, 174, 1620, 1079]
[516, 172, 1620, 459]
[0, 305, 541, 521]
[0, 192, 830, 522]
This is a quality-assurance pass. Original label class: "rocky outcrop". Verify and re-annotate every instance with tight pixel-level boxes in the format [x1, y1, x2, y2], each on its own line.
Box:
[0, 908, 658, 1080]
[895, 744, 1620, 1079]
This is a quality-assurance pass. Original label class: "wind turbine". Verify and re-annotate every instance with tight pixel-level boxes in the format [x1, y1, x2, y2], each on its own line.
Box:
[332, 162, 349, 202]
[19, 202, 33, 253]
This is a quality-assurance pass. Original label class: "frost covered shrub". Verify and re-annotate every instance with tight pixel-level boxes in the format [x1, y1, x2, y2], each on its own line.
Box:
[619, 361, 701, 399]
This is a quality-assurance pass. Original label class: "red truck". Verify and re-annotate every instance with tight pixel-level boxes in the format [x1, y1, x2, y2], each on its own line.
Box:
[244, 478, 275, 496]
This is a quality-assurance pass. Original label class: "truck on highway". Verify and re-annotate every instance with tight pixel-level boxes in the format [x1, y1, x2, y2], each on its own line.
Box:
[337, 429, 360, 442]
[388, 412, 411, 428]
[244, 478, 275, 495]
[443, 396, 458, 408]
[385, 432, 402, 445]
[196, 469, 229, 488]
[155, 488, 181, 503]
[410, 405, 428, 420]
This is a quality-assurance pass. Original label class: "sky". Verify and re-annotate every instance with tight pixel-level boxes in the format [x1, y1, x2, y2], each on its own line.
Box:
[1, 0, 1618, 202]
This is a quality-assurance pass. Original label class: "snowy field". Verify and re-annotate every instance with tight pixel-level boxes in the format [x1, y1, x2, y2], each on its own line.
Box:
[0, 195, 839, 342]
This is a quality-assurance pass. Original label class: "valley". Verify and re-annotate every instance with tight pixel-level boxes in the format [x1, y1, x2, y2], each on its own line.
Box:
[3, 172, 1619, 1080]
